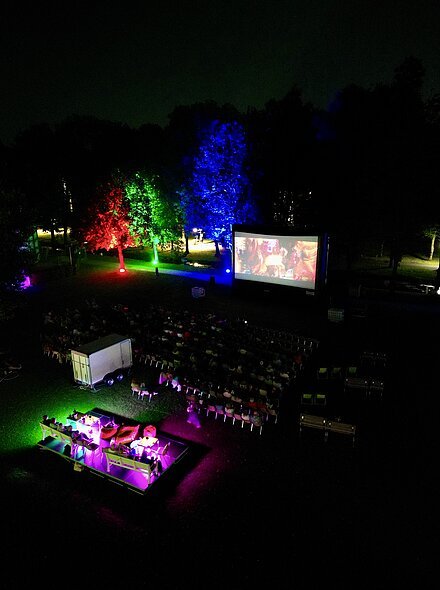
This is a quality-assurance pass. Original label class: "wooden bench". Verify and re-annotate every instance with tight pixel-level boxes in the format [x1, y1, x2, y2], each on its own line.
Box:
[326, 419, 356, 441]
[299, 414, 356, 443]
[40, 422, 103, 458]
[299, 413, 327, 432]
[344, 376, 369, 392]
[40, 423, 77, 456]
[103, 448, 153, 484]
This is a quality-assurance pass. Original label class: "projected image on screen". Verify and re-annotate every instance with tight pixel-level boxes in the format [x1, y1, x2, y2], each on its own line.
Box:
[234, 232, 319, 290]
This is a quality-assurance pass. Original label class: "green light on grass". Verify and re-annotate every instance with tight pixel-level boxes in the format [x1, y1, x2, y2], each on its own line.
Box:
[3, 401, 91, 454]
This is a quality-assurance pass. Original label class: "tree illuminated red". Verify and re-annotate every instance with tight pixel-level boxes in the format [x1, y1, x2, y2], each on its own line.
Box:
[82, 185, 136, 271]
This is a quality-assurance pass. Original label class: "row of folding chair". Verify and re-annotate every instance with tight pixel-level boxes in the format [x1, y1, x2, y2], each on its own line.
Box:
[204, 403, 266, 434]
[130, 384, 160, 403]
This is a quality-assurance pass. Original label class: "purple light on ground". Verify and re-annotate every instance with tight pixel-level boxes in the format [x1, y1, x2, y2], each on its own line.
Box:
[20, 275, 31, 289]
[157, 410, 231, 511]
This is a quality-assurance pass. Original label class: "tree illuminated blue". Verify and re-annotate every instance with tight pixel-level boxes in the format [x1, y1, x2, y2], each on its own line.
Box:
[189, 120, 256, 254]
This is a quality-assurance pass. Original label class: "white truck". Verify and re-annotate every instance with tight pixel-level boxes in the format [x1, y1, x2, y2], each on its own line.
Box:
[71, 333, 132, 389]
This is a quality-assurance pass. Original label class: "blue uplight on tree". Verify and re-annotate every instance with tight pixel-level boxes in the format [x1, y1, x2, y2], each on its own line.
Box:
[188, 120, 257, 256]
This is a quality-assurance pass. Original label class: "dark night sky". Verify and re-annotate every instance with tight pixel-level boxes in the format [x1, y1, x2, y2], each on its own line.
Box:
[1, 0, 439, 144]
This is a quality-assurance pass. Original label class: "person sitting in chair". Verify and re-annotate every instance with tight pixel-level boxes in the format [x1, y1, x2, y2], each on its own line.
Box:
[250, 411, 263, 430]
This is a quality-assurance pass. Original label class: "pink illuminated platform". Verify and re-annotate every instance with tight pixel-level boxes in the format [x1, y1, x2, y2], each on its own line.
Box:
[37, 408, 191, 495]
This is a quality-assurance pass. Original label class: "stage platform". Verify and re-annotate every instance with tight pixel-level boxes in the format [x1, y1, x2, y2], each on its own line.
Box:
[37, 408, 191, 495]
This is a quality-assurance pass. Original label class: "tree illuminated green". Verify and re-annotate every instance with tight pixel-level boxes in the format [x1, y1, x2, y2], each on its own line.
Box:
[125, 171, 183, 264]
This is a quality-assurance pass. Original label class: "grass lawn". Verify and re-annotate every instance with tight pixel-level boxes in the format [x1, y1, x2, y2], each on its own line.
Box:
[0, 356, 186, 455]
[351, 254, 439, 284]
[37, 234, 440, 283]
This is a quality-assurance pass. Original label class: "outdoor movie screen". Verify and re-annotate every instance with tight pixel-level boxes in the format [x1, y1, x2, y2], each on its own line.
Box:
[233, 230, 320, 290]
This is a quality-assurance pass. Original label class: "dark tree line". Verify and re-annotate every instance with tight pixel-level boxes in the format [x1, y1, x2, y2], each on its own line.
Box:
[1, 56, 439, 292]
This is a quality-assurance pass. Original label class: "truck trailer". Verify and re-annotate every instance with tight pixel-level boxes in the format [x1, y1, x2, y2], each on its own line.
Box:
[71, 333, 132, 389]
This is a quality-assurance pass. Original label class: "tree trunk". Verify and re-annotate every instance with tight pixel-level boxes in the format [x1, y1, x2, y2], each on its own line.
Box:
[117, 244, 125, 271]
[214, 240, 221, 257]
[436, 266, 440, 291]
[389, 238, 398, 269]
[388, 236, 401, 289]
[436, 250, 440, 290]
[429, 234, 436, 260]
[391, 256, 400, 278]
[50, 226, 56, 252]
[184, 234, 189, 256]
[153, 242, 158, 265]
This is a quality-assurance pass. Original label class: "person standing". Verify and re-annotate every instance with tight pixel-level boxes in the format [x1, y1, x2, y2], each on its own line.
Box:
[186, 400, 201, 428]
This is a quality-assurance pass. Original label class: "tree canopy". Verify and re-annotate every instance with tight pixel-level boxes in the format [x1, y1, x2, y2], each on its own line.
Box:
[81, 176, 136, 271]
[125, 171, 183, 263]
[2, 56, 440, 289]
[188, 120, 257, 253]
